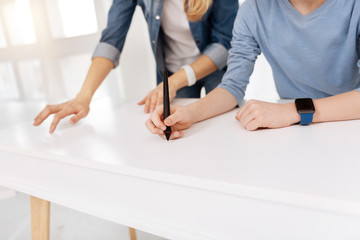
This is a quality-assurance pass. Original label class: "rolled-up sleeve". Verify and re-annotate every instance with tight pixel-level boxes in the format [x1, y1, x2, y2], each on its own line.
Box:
[91, 0, 137, 68]
[217, 3, 261, 105]
[92, 42, 121, 67]
[203, 0, 239, 69]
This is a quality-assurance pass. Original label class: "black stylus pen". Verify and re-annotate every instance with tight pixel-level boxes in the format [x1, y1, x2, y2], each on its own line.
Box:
[163, 68, 172, 141]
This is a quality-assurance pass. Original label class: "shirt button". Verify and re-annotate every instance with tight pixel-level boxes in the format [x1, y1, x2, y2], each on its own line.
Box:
[155, 15, 160, 20]
[152, 40, 156, 44]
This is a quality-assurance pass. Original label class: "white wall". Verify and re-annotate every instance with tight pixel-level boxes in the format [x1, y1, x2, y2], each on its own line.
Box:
[117, 7, 156, 101]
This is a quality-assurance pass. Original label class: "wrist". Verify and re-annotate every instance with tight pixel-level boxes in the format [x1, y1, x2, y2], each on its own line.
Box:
[76, 91, 93, 104]
[312, 99, 320, 123]
[169, 69, 189, 90]
[186, 104, 200, 124]
[287, 102, 301, 124]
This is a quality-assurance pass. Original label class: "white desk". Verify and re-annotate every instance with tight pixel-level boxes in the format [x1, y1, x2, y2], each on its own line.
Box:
[0, 102, 45, 201]
[0, 98, 360, 240]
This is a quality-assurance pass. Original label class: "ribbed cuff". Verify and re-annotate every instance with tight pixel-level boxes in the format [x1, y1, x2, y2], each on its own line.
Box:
[92, 42, 121, 68]
[203, 43, 229, 70]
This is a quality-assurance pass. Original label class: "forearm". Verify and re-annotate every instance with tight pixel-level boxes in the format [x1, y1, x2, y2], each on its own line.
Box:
[313, 90, 360, 122]
[187, 88, 238, 123]
[77, 57, 114, 101]
[170, 54, 218, 89]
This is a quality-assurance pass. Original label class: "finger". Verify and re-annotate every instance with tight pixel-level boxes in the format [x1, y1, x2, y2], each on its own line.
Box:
[241, 111, 257, 128]
[149, 93, 158, 113]
[163, 110, 184, 127]
[49, 109, 72, 133]
[145, 118, 164, 135]
[169, 91, 176, 101]
[235, 104, 249, 121]
[245, 119, 261, 131]
[159, 130, 184, 140]
[151, 105, 166, 130]
[144, 96, 151, 114]
[69, 110, 88, 124]
[169, 131, 184, 140]
[137, 97, 146, 105]
[156, 93, 163, 107]
[33, 105, 61, 126]
[235, 100, 253, 120]
[238, 103, 255, 124]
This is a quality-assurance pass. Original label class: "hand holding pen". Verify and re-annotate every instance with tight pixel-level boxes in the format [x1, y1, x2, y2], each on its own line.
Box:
[163, 69, 172, 141]
[145, 69, 193, 140]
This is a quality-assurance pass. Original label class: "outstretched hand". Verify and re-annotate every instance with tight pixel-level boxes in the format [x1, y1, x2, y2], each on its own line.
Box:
[33, 97, 91, 133]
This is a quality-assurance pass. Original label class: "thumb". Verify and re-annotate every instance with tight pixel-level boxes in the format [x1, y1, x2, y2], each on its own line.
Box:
[70, 110, 87, 124]
[164, 111, 183, 126]
[137, 97, 146, 105]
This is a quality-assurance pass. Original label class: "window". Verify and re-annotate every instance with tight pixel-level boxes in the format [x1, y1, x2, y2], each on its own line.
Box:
[0, 62, 19, 100]
[0, 19, 7, 48]
[45, 0, 98, 39]
[0, 0, 123, 102]
[2, 0, 36, 46]
[18, 59, 45, 100]
[59, 54, 92, 98]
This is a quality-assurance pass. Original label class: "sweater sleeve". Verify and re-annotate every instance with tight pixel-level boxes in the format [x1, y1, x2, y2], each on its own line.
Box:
[217, 1, 261, 105]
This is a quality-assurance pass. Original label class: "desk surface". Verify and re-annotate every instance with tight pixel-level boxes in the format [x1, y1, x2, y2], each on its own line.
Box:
[0, 101, 44, 130]
[0, 97, 359, 218]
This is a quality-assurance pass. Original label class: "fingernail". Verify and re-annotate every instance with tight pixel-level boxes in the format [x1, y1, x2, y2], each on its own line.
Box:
[162, 126, 166, 130]
[174, 132, 179, 137]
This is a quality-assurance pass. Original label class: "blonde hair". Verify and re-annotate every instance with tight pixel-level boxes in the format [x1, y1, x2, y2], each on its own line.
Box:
[184, 0, 213, 22]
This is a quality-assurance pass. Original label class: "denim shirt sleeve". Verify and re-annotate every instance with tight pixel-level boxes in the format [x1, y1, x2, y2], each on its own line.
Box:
[92, 0, 137, 68]
[203, 0, 239, 70]
[217, 2, 261, 105]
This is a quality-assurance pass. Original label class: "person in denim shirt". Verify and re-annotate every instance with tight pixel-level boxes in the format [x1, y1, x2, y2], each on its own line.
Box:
[33, 0, 238, 133]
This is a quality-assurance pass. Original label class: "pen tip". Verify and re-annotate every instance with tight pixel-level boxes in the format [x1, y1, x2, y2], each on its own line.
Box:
[165, 133, 171, 141]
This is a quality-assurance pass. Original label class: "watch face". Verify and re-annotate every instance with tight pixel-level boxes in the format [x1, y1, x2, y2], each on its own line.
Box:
[295, 98, 315, 113]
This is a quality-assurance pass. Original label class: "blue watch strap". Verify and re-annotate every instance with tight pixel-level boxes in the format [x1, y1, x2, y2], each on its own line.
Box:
[299, 113, 314, 125]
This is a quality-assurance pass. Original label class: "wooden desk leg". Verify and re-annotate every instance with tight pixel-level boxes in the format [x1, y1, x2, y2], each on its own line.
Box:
[129, 227, 137, 240]
[30, 196, 50, 240]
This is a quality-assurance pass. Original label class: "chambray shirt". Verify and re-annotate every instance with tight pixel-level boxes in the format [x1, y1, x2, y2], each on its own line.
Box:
[218, 0, 360, 105]
[93, 0, 238, 82]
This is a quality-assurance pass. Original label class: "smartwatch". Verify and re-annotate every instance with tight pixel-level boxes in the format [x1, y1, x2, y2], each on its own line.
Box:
[295, 98, 315, 125]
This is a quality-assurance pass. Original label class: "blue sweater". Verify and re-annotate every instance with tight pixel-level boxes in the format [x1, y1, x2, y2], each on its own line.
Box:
[218, 0, 360, 105]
